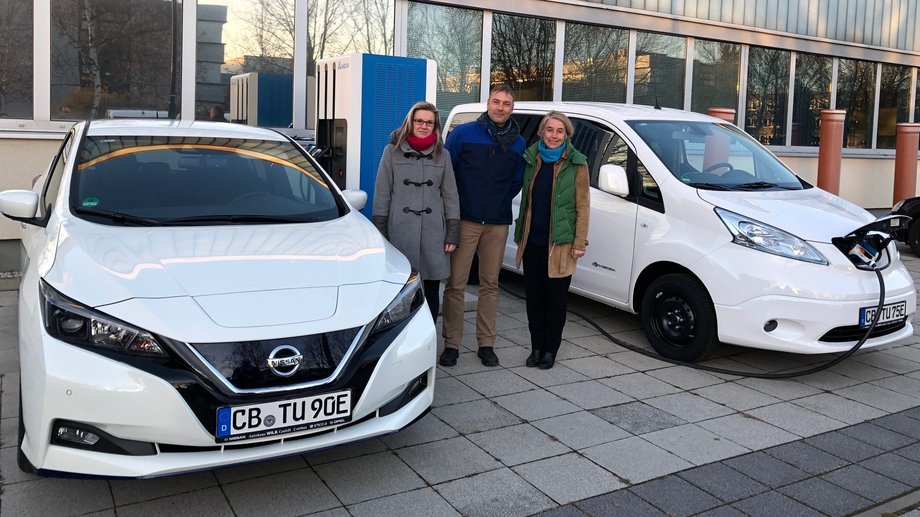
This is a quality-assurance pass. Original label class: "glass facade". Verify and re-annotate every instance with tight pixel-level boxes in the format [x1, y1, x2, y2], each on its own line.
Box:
[876, 64, 912, 148]
[407, 2, 482, 122]
[690, 39, 740, 115]
[836, 58, 876, 149]
[746, 47, 790, 145]
[562, 23, 628, 103]
[634, 32, 686, 109]
[0, 1, 33, 119]
[491, 13, 555, 101]
[791, 53, 832, 146]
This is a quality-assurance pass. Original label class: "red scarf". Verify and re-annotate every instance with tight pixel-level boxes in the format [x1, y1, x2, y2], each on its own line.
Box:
[406, 132, 437, 152]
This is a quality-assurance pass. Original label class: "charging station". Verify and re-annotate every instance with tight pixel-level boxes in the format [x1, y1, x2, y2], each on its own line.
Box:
[314, 54, 436, 214]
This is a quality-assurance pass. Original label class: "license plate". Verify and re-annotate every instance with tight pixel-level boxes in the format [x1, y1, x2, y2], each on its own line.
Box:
[859, 301, 907, 328]
[215, 390, 351, 442]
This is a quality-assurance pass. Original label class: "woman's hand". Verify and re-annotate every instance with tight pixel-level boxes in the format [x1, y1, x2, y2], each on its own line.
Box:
[571, 249, 585, 260]
[445, 243, 457, 253]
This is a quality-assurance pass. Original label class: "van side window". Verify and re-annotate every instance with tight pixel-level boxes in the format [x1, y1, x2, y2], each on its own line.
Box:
[598, 132, 664, 213]
[511, 114, 543, 147]
[41, 131, 73, 218]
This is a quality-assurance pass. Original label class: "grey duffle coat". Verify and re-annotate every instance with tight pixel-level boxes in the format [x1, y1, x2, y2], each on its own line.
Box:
[372, 140, 461, 280]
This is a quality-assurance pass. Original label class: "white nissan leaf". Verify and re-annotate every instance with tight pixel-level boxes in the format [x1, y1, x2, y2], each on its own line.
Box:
[0, 120, 436, 478]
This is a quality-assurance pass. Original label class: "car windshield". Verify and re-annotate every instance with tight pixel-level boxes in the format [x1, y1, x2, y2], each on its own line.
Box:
[626, 120, 806, 191]
[71, 136, 343, 226]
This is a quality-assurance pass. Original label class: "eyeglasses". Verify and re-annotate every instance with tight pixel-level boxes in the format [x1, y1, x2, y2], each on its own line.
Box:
[412, 118, 435, 128]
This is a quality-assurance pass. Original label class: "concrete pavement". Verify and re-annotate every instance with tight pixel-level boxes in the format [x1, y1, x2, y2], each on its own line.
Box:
[2, 247, 920, 516]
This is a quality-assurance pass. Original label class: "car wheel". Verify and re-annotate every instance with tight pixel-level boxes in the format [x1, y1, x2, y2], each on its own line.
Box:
[641, 273, 718, 362]
[17, 389, 35, 474]
[908, 221, 920, 256]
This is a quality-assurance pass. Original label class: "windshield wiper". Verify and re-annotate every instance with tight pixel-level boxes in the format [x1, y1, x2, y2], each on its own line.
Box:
[73, 207, 160, 226]
[685, 182, 735, 191]
[733, 181, 797, 191]
[161, 214, 307, 225]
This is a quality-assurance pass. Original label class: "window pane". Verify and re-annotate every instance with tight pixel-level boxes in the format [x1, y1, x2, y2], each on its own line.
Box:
[51, 0, 182, 120]
[491, 13, 554, 101]
[634, 32, 685, 109]
[745, 47, 790, 145]
[835, 58, 876, 149]
[0, 1, 33, 119]
[791, 53, 831, 146]
[876, 64, 911, 149]
[407, 2, 482, 123]
[690, 40, 740, 114]
[562, 23, 628, 102]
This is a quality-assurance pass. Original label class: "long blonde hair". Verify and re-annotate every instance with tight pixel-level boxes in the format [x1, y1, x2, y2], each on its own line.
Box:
[392, 101, 444, 158]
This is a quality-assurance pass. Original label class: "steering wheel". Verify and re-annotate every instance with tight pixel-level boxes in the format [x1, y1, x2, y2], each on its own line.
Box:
[229, 191, 270, 205]
[702, 162, 734, 174]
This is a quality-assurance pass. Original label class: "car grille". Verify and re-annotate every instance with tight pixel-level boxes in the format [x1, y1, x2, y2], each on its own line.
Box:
[819, 319, 907, 342]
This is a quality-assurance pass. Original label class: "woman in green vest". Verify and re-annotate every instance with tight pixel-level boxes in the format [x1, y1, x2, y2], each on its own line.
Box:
[513, 111, 590, 369]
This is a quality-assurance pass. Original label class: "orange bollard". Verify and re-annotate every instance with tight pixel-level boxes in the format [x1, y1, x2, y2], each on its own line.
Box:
[892, 123, 920, 204]
[817, 110, 846, 195]
[704, 108, 736, 173]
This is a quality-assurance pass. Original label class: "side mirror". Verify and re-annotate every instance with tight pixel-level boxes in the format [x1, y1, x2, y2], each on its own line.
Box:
[0, 190, 44, 226]
[598, 164, 629, 196]
[342, 189, 367, 211]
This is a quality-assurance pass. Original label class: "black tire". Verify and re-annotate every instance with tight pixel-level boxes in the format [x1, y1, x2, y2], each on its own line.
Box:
[908, 221, 920, 256]
[17, 389, 35, 474]
[640, 273, 719, 362]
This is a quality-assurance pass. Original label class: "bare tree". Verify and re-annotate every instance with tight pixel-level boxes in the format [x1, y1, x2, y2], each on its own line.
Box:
[0, 0, 34, 117]
[490, 13, 555, 101]
[562, 24, 628, 101]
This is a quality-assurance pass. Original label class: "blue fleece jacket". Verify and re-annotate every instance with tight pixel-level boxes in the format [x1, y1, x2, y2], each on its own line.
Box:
[444, 117, 526, 224]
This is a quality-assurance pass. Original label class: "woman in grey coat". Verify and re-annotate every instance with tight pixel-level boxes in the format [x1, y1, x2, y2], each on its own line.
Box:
[373, 101, 461, 321]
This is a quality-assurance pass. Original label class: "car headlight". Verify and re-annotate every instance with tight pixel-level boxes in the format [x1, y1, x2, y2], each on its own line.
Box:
[39, 280, 168, 357]
[715, 207, 828, 265]
[370, 271, 425, 335]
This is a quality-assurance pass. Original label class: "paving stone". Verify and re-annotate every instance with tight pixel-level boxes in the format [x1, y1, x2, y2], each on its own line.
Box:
[731, 491, 824, 517]
[548, 380, 634, 410]
[305, 438, 388, 465]
[836, 383, 920, 412]
[678, 462, 768, 503]
[529, 504, 587, 517]
[380, 412, 459, 449]
[0, 415, 15, 448]
[575, 489, 668, 516]
[513, 453, 625, 505]
[850, 350, 920, 375]
[746, 402, 847, 438]
[561, 321, 599, 340]
[792, 392, 887, 424]
[223, 468, 340, 517]
[508, 364, 589, 387]
[435, 468, 555, 517]
[644, 392, 735, 422]
[494, 388, 581, 421]
[822, 464, 912, 502]
[862, 452, 920, 489]
[444, 351, 500, 375]
[591, 401, 687, 435]
[395, 436, 501, 484]
[116, 487, 233, 517]
[110, 470, 218, 506]
[432, 399, 523, 434]
[778, 477, 873, 516]
[432, 376, 485, 407]
[642, 424, 749, 465]
[697, 414, 798, 450]
[872, 375, 920, 399]
[873, 413, 920, 439]
[456, 369, 539, 398]
[606, 349, 672, 371]
[348, 488, 459, 517]
[0, 445, 40, 484]
[532, 410, 630, 450]
[837, 421, 916, 451]
[213, 455, 308, 484]
[313, 451, 425, 505]
[553, 344, 595, 361]
[694, 507, 748, 517]
[724, 451, 810, 488]
[763, 441, 849, 475]
[308, 508, 358, 517]
[804, 431, 885, 462]
[735, 378, 822, 401]
[897, 443, 920, 462]
[467, 423, 570, 466]
[691, 383, 782, 411]
[904, 405, 920, 420]
[795, 370, 863, 390]
[0, 478, 113, 517]
[599, 372, 683, 399]
[826, 359, 896, 382]
[582, 436, 693, 485]
[645, 367, 724, 390]
[629, 475, 721, 516]
[558, 356, 634, 379]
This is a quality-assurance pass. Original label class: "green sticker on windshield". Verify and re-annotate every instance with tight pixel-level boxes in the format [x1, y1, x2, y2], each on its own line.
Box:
[81, 197, 100, 208]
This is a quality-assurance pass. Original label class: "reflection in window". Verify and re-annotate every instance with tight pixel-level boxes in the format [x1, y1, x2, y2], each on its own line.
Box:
[51, 0, 182, 120]
[791, 53, 831, 146]
[836, 58, 876, 149]
[876, 64, 912, 149]
[491, 13, 554, 101]
[690, 40, 740, 115]
[634, 32, 685, 109]
[0, 1, 33, 119]
[408, 2, 481, 123]
[562, 23, 628, 103]
[746, 47, 790, 145]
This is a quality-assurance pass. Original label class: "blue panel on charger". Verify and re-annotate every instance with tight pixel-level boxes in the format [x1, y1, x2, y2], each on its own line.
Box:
[256, 74, 293, 128]
[360, 55, 428, 216]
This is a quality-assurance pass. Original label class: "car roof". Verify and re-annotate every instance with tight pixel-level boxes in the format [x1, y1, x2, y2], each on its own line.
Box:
[85, 120, 288, 141]
[450, 101, 724, 124]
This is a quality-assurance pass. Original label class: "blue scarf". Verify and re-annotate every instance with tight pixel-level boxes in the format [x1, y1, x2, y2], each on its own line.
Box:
[538, 140, 565, 163]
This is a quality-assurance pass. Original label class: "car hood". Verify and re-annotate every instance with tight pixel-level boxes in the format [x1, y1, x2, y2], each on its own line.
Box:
[46, 212, 409, 309]
[696, 188, 875, 242]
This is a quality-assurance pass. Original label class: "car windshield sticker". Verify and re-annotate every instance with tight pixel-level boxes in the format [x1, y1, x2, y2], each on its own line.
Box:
[81, 197, 100, 208]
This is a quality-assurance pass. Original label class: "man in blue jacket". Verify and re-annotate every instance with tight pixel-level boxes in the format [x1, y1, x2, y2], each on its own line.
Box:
[439, 84, 525, 367]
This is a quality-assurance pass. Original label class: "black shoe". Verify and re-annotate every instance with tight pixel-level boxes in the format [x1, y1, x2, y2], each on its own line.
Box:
[477, 346, 500, 367]
[526, 349, 542, 367]
[538, 352, 556, 370]
[439, 348, 459, 367]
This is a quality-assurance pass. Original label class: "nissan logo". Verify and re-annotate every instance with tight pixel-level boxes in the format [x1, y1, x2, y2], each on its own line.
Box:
[266, 345, 303, 377]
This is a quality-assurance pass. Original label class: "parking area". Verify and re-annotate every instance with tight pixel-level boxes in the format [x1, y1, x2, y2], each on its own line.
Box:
[2, 248, 920, 516]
